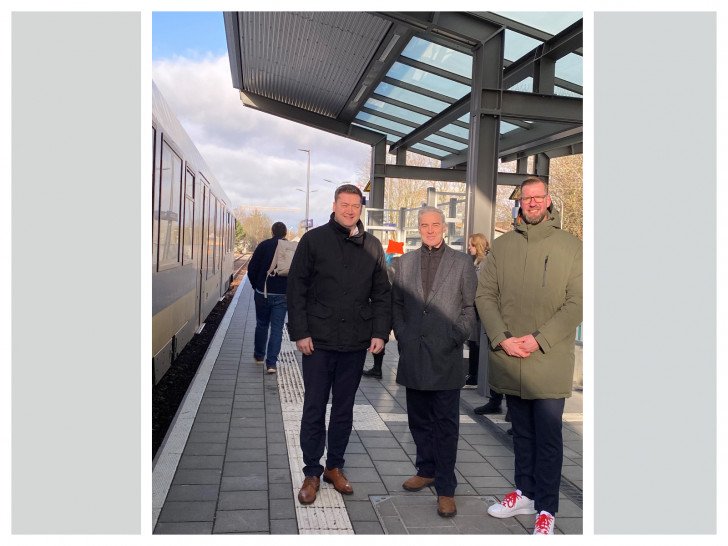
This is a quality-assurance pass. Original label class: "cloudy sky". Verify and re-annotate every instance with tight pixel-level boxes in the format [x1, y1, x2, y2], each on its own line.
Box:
[152, 11, 372, 232]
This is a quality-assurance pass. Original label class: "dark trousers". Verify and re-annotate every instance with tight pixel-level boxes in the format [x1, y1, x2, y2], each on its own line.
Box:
[406, 388, 460, 497]
[506, 395, 565, 515]
[300, 348, 366, 477]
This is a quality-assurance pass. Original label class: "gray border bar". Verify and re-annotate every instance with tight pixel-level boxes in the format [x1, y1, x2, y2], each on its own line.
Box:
[594, 12, 716, 534]
[12, 12, 141, 533]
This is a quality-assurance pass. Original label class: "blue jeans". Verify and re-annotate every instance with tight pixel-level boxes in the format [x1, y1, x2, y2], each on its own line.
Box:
[253, 291, 287, 368]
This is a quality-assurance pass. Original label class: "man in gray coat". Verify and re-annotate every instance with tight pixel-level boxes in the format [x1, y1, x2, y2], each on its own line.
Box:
[392, 206, 477, 518]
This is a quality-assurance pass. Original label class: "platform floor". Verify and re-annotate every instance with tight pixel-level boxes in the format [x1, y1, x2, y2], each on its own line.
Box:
[152, 278, 583, 534]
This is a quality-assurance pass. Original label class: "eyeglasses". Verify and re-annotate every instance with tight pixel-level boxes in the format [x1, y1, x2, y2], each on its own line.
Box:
[520, 195, 548, 204]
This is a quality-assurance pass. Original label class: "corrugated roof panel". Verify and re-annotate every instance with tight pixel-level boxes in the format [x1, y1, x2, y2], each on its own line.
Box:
[239, 12, 390, 118]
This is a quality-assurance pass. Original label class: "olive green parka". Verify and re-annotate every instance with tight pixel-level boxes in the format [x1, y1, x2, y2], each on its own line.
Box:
[475, 207, 582, 399]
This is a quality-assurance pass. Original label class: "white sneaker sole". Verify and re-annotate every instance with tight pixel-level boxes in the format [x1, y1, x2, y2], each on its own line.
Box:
[487, 506, 537, 518]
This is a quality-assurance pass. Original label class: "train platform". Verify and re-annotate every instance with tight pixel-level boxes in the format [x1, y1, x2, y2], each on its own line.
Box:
[152, 278, 583, 535]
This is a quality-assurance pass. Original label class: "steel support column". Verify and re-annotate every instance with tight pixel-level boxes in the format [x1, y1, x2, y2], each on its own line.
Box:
[464, 30, 503, 248]
[369, 137, 387, 226]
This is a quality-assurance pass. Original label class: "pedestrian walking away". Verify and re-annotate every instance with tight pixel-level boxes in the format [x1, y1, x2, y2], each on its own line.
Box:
[393, 206, 477, 518]
[286, 184, 392, 505]
[247, 221, 290, 374]
[475, 177, 582, 535]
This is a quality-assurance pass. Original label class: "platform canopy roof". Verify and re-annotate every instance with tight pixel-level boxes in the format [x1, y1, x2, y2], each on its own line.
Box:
[224, 11, 582, 167]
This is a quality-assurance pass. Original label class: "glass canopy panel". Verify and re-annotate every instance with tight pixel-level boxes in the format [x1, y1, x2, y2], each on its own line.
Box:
[400, 36, 472, 79]
[439, 123, 469, 140]
[500, 121, 519, 134]
[363, 97, 431, 126]
[504, 29, 540, 62]
[425, 134, 467, 151]
[355, 112, 413, 136]
[386, 62, 470, 100]
[556, 53, 583, 85]
[508, 76, 534, 93]
[411, 143, 448, 158]
[493, 12, 582, 35]
[374, 81, 450, 113]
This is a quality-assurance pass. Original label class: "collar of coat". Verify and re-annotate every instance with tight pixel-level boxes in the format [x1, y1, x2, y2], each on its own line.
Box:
[515, 205, 562, 241]
[327, 212, 365, 246]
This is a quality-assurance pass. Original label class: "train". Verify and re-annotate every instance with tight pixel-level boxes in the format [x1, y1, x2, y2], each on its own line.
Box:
[152, 82, 236, 384]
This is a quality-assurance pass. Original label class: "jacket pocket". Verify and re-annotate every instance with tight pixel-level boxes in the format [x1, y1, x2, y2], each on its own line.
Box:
[358, 303, 373, 321]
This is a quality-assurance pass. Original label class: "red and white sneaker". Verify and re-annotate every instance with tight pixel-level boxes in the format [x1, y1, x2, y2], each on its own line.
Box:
[533, 511, 555, 535]
[487, 490, 537, 518]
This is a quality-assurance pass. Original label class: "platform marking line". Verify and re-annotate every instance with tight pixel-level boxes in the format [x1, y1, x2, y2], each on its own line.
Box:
[277, 331, 354, 534]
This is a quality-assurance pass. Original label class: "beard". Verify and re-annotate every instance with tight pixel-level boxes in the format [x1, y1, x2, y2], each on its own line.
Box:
[522, 208, 548, 225]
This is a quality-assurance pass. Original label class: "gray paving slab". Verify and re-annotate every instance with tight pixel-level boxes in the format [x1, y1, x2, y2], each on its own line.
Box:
[213, 510, 269, 533]
[351, 521, 385, 534]
[270, 519, 299, 534]
[225, 448, 267, 462]
[154, 521, 214, 534]
[270, 498, 297, 520]
[217, 490, 268, 510]
[157, 501, 216, 523]
[165, 484, 220, 502]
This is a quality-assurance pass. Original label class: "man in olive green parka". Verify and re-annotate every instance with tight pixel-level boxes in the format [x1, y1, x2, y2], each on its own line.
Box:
[475, 177, 582, 535]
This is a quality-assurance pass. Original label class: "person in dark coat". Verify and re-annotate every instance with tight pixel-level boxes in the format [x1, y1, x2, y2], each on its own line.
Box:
[286, 184, 392, 505]
[247, 221, 289, 373]
[392, 206, 477, 518]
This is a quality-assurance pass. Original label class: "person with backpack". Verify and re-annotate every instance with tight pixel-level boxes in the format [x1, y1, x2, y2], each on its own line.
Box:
[247, 221, 290, 374]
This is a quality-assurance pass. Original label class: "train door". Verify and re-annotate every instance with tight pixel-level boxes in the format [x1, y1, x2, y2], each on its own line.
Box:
[197, 182, 208, 326]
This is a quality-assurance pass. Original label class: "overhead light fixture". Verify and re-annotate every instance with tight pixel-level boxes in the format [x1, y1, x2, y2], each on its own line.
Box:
[379, 34, 400, 62]
[353, 84, 367, 103]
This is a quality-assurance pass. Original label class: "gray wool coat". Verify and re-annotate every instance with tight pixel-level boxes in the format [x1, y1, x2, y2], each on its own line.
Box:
[393, 244, 477, 391]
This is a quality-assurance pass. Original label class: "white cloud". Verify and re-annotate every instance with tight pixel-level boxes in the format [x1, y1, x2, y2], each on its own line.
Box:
[152, 54, 371, 230]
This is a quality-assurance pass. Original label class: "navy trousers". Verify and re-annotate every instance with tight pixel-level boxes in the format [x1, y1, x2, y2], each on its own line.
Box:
[506, 395, 565, 515]
[406, 388, 460, 497]
[300, 348, 366, 477]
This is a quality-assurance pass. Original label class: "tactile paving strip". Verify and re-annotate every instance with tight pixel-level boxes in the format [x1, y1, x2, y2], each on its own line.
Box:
[277, 329, 354, 534]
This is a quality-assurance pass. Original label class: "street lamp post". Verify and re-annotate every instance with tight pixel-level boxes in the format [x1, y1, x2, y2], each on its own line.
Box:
[298, 148, 311, 231]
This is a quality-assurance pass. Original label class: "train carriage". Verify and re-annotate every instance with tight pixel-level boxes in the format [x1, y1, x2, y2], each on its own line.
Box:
[152, 82, 235, 384]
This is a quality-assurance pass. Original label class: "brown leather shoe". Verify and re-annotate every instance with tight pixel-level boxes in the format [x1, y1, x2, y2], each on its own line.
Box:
[297, 476, 320, 505]
[402, 475, 435, 492]
[322, 467, 353, 495]
[437, 496, 457, 517]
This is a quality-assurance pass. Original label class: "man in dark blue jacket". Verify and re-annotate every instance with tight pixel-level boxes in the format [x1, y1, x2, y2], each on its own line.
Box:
[287, 184, 391, 505]
[247, 221, 289, 373]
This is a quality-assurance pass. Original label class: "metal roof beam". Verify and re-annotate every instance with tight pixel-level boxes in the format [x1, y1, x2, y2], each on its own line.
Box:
[503, 19, 583, 89]
[238, 90, 385, 145]
[389, 95, 469, 153]
[495, 90, 583, 124]
[499, 125, 583, 161]
[395, 55, 472, 86]
[376, 12, 502, 49]
[338, 22, 415, 122]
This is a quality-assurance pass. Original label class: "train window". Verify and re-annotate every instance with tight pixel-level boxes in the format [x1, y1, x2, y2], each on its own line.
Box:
[158, 140, 183, 270]
[182, 168, 195, 264]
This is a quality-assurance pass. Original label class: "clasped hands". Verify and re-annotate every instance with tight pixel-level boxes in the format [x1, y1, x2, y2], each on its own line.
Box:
[499, 334, 540, 358]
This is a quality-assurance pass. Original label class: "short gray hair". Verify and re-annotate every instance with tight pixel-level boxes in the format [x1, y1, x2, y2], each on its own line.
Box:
[418, 206, 446, 225]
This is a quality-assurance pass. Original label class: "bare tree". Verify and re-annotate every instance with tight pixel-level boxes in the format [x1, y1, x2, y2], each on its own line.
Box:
[233, 207, 274, 251]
